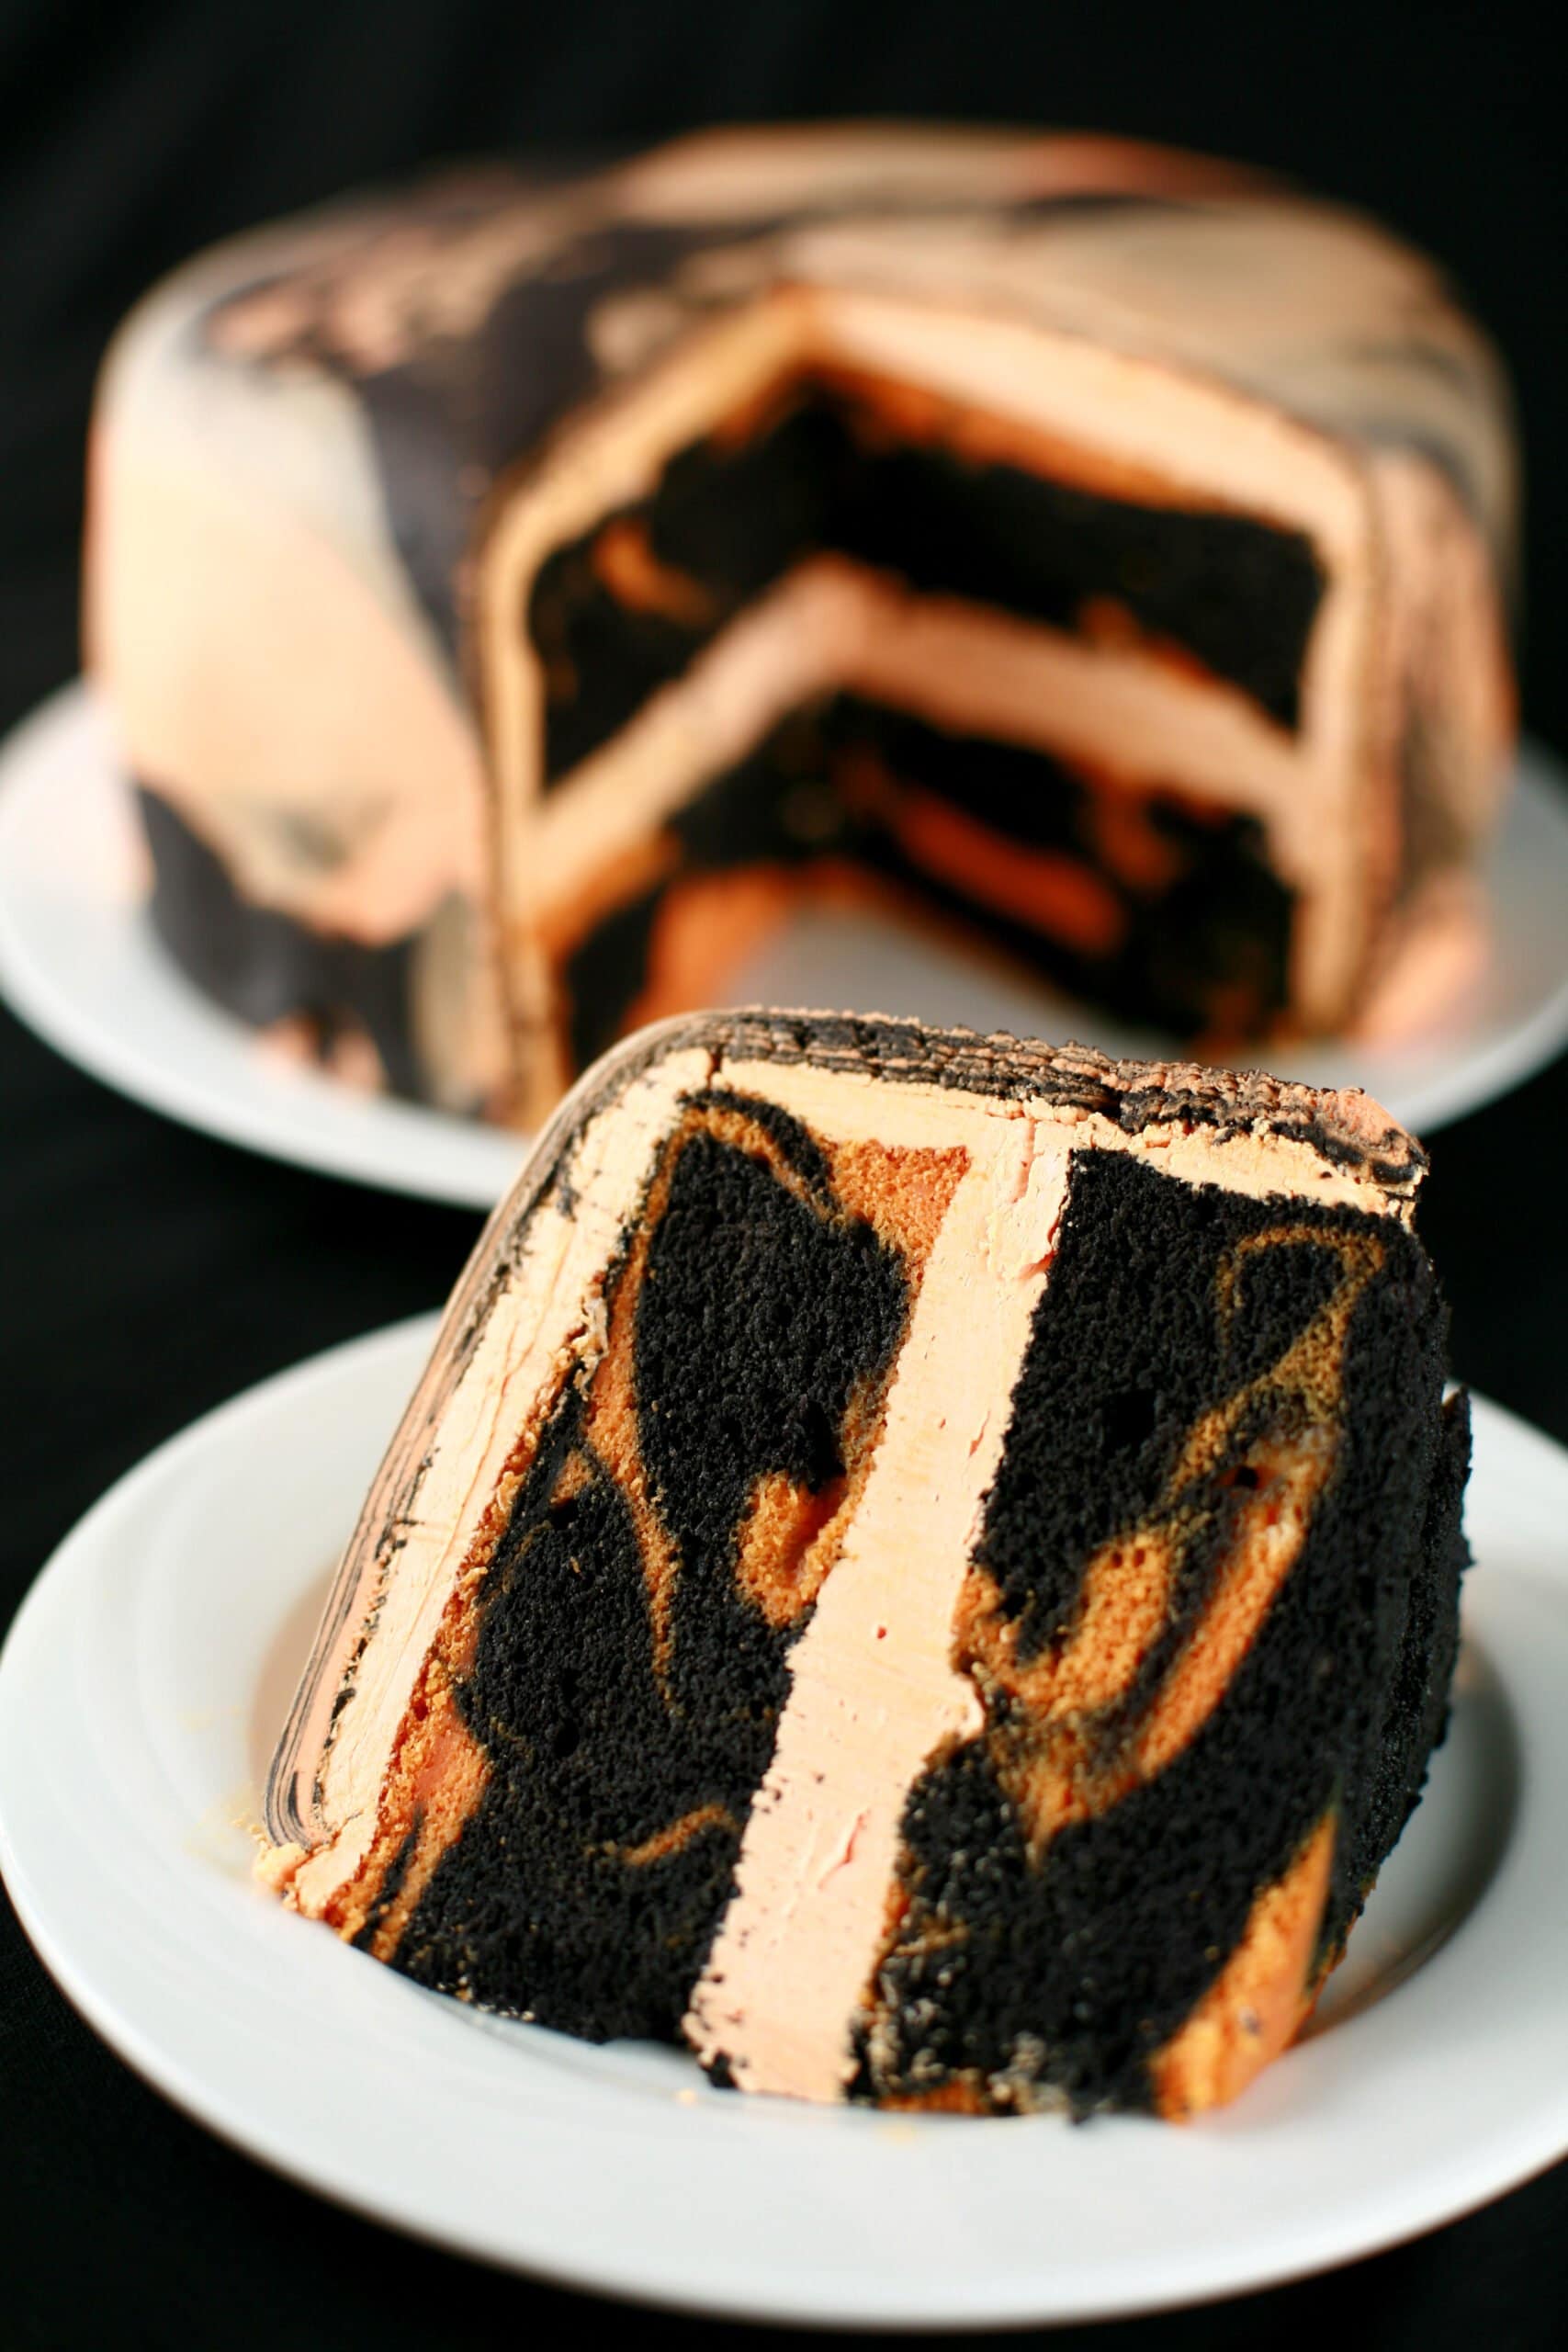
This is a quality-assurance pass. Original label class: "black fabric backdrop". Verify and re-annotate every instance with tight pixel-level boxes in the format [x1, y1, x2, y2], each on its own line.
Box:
[1, 5, 1564, 2346]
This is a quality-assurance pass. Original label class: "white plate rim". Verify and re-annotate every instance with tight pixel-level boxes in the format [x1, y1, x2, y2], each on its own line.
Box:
[3, 1315, 1568, 2328]
[4, 681, 1568, 1211]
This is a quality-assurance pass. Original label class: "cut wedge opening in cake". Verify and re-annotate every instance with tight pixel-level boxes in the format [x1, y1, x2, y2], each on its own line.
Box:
[479, 307, 1383, 1119]
[264, 1012, 1467, 2120]
[526, 364, 1326, 775]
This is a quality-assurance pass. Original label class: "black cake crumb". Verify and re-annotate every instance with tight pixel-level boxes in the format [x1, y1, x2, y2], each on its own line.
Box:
[855, 1149, 1459, 2116]
[392, 1101, 906, 2042]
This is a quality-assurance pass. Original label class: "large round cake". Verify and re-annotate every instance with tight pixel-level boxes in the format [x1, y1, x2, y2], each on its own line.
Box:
[87, 127, 1517, 1121]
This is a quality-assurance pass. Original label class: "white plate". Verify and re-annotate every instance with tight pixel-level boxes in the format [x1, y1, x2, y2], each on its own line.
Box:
[4, 683, 1568, 1210]
[1, 1317, 1566, 2328]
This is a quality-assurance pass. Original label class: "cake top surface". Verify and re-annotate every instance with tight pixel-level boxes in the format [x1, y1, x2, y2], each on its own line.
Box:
[545, 1008, 1429, 1199]
[103, 124, 1516, 650]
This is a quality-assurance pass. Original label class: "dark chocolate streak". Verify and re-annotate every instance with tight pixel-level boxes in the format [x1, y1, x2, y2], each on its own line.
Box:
[368, 220, 718, 650]
[533, 392, 1325, 777]
[391, 1100, 906, 2041]
[851, 1150, 1460, 2116]
[563, 698, 1292, 1064]
[137, 786, 428, 1100]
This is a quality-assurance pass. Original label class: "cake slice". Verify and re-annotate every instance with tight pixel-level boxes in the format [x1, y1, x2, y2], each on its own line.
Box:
[263, 1011, 1467, 2119]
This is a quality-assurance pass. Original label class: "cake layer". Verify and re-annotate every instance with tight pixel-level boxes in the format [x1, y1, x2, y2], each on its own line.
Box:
[529, 366, 1327, 786]
[264, 1012, 1461, 2118]
[555, 691, 1292, 1069]
[91, 127, 1517, 1114]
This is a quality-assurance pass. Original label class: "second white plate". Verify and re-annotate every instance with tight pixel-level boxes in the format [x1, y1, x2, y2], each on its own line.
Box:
[2, 1317, 1567, 2327]
[4, 683, 1568, 1209]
